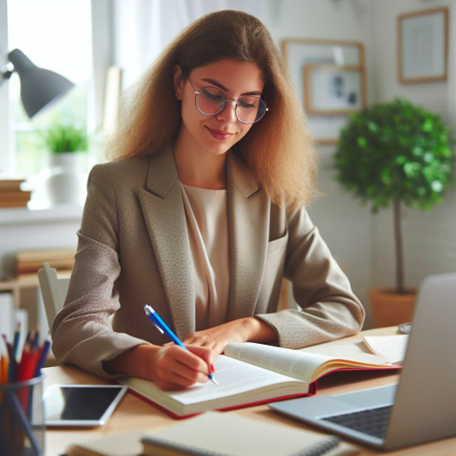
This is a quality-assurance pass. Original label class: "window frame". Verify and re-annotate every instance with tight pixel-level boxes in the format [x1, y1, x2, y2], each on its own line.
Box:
[0, 0, 12, 174]
[3, 0, 105, 177]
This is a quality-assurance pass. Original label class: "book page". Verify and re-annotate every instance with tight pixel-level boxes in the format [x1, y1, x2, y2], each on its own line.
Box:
[225, 342, 334, 384]
[299, 339, 390, 365]
[122, 355, 307, 409]
[168, 355, 306, 405]
[362, 335, 409, 364]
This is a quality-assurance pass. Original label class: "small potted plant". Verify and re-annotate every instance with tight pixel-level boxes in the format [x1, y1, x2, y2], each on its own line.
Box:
[43, 123, 88, 204]
[334, 98, 454, 327]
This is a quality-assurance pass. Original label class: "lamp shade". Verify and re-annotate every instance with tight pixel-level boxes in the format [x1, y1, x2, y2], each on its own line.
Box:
[8, 49, 74, 118]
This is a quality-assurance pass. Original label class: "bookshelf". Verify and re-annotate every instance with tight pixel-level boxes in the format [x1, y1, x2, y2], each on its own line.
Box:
[0, 271, 72, 305]
[0, 271, 71, 367]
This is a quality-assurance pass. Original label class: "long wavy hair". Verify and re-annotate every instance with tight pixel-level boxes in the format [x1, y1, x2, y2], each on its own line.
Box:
[107, 10, 318, 210]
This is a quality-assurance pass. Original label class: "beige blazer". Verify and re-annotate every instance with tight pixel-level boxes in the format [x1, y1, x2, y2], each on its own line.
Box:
[52, 143, 365, 379]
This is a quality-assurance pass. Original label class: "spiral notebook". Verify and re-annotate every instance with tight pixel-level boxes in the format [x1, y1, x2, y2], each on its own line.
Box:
[66, 412, 358, 456]
[141, 412, 359, 456]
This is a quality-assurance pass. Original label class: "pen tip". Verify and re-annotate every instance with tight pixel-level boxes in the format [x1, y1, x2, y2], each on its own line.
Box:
[210, 376, 219, 386]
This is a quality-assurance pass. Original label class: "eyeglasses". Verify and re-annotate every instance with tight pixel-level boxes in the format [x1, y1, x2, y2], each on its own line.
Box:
[187, 78, 269, 125]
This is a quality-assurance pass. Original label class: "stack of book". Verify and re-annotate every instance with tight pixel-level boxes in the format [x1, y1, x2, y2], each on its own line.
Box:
[0, 179, 31, 208]
[16, 248, 76, 277]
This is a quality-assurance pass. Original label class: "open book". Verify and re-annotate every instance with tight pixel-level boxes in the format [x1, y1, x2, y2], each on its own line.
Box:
[119, 338, 400, 419]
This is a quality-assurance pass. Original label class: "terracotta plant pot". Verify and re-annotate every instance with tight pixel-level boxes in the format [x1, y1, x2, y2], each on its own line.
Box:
[369, 288, 416, 328]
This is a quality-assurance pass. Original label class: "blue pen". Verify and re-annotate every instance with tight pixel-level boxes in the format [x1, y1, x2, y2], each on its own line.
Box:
[144, 305, 218, 385]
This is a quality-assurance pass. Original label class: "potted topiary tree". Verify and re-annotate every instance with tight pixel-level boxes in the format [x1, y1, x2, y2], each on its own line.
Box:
[43, 123, 88, 204]
[334, 98, 454, 327]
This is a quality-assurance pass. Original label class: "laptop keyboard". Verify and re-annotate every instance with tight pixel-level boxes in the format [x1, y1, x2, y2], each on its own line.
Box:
[322, 405, 392, 439]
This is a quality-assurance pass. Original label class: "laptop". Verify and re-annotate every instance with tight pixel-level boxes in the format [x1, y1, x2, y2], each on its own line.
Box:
[269, 273, 456, 450]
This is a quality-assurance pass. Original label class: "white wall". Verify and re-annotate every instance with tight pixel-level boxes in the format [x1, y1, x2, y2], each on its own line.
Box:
[0, 210, 82, 280]
[263, 0, 375, 326]
[370, 0, 456, 292]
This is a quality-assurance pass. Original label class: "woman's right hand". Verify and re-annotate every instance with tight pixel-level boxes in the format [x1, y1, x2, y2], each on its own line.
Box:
[147, 344, 217, 390]
[104, 344, 217, 391]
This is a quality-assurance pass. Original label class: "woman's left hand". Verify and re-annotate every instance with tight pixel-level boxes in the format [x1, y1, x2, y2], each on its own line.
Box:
[178, 317, 277, 354]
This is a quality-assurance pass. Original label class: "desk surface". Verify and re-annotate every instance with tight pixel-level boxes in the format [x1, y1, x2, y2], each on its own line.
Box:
[44, 327, 456, 456]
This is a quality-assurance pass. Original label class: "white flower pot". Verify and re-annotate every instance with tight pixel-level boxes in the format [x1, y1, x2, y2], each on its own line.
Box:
[45, 152, 87, 204]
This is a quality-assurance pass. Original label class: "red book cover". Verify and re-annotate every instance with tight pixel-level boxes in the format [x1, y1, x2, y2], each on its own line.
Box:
[119, 365, 401, 420]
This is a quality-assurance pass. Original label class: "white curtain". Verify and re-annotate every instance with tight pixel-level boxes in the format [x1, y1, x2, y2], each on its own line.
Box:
[111, 0, 266, 90]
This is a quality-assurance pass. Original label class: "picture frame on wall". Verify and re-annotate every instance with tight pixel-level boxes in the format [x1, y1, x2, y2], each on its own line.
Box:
[398, 7, 448, 84]
[303, 65, 366, 116]
[281, 38, 366, 145]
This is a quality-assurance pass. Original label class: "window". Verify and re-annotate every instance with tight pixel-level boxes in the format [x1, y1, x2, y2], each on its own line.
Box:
[7, 0, 92, 175]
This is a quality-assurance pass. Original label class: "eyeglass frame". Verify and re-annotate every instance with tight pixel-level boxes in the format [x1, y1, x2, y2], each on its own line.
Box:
[186, 77, 269, 125]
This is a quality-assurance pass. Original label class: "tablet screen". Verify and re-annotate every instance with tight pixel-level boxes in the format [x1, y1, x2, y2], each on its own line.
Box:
[44, 385, 127, 426]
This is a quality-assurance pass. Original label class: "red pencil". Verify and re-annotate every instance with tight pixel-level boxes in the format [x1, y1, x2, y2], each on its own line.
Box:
[16, 343, 32, 411]
[26, 348, 41, 380]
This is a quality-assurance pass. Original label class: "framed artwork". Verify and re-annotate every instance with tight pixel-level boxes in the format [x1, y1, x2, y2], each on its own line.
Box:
[398, 7, 448, 84]
[304, 65, 366, 116]
[281, 38, 366, 145]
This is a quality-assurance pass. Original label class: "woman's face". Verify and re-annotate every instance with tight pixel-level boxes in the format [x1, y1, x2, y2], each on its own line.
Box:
[174, 58, 265, 157]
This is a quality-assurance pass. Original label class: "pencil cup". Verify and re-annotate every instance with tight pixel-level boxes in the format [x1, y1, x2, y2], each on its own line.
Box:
[0, 375, 45, 456]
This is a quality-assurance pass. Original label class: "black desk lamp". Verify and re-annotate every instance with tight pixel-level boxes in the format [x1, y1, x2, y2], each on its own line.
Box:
[1, 48, 74, 118]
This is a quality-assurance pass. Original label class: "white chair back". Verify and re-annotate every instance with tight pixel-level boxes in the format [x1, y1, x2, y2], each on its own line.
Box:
[38, 262, 70, 329]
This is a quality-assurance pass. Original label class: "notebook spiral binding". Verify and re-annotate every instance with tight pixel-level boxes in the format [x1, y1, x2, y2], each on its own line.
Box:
[144, 437, 232, 456]
[145, 435, 341, 456]
[296, 436, 341, 456]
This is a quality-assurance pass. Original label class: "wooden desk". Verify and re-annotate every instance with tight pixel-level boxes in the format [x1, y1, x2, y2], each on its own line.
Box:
[44, 328, 456, 456]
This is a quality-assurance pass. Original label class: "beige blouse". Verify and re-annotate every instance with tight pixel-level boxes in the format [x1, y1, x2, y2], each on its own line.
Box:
[180, 182, 230, 331]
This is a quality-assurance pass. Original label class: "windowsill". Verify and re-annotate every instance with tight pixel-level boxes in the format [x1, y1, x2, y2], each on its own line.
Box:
[0, 203, 84, 225]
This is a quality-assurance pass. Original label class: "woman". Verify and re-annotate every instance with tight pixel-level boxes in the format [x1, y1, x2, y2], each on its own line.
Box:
[52, 10, 364, 391]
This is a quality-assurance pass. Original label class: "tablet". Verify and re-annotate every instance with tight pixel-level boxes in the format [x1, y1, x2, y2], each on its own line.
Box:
[44, 384, 128, 427]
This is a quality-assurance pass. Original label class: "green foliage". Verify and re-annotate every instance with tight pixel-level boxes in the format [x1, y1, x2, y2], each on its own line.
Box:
[43, 123, 88, 153]
[334, 98, 454, 213]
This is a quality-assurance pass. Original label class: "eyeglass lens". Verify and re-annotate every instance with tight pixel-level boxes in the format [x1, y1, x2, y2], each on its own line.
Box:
[197, 87, 267, 124]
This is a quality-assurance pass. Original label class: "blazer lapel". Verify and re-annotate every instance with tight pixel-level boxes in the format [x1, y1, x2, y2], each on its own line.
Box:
[138, 143, 195, 339]
[137, 143, 270, 336]
[225, 150, 270, 322]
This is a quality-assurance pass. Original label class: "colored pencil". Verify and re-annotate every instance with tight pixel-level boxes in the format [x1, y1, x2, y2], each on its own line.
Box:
[31, 327, 40, 350]
[12, 323, 21, 361]
[0, 338, 9, 406]
[0, 338, 8, 383]
[34, 338, 51, 378]
[0, 331, 52, 456]
[2, 336, 16, 383]
[16, 343, 32, 411]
